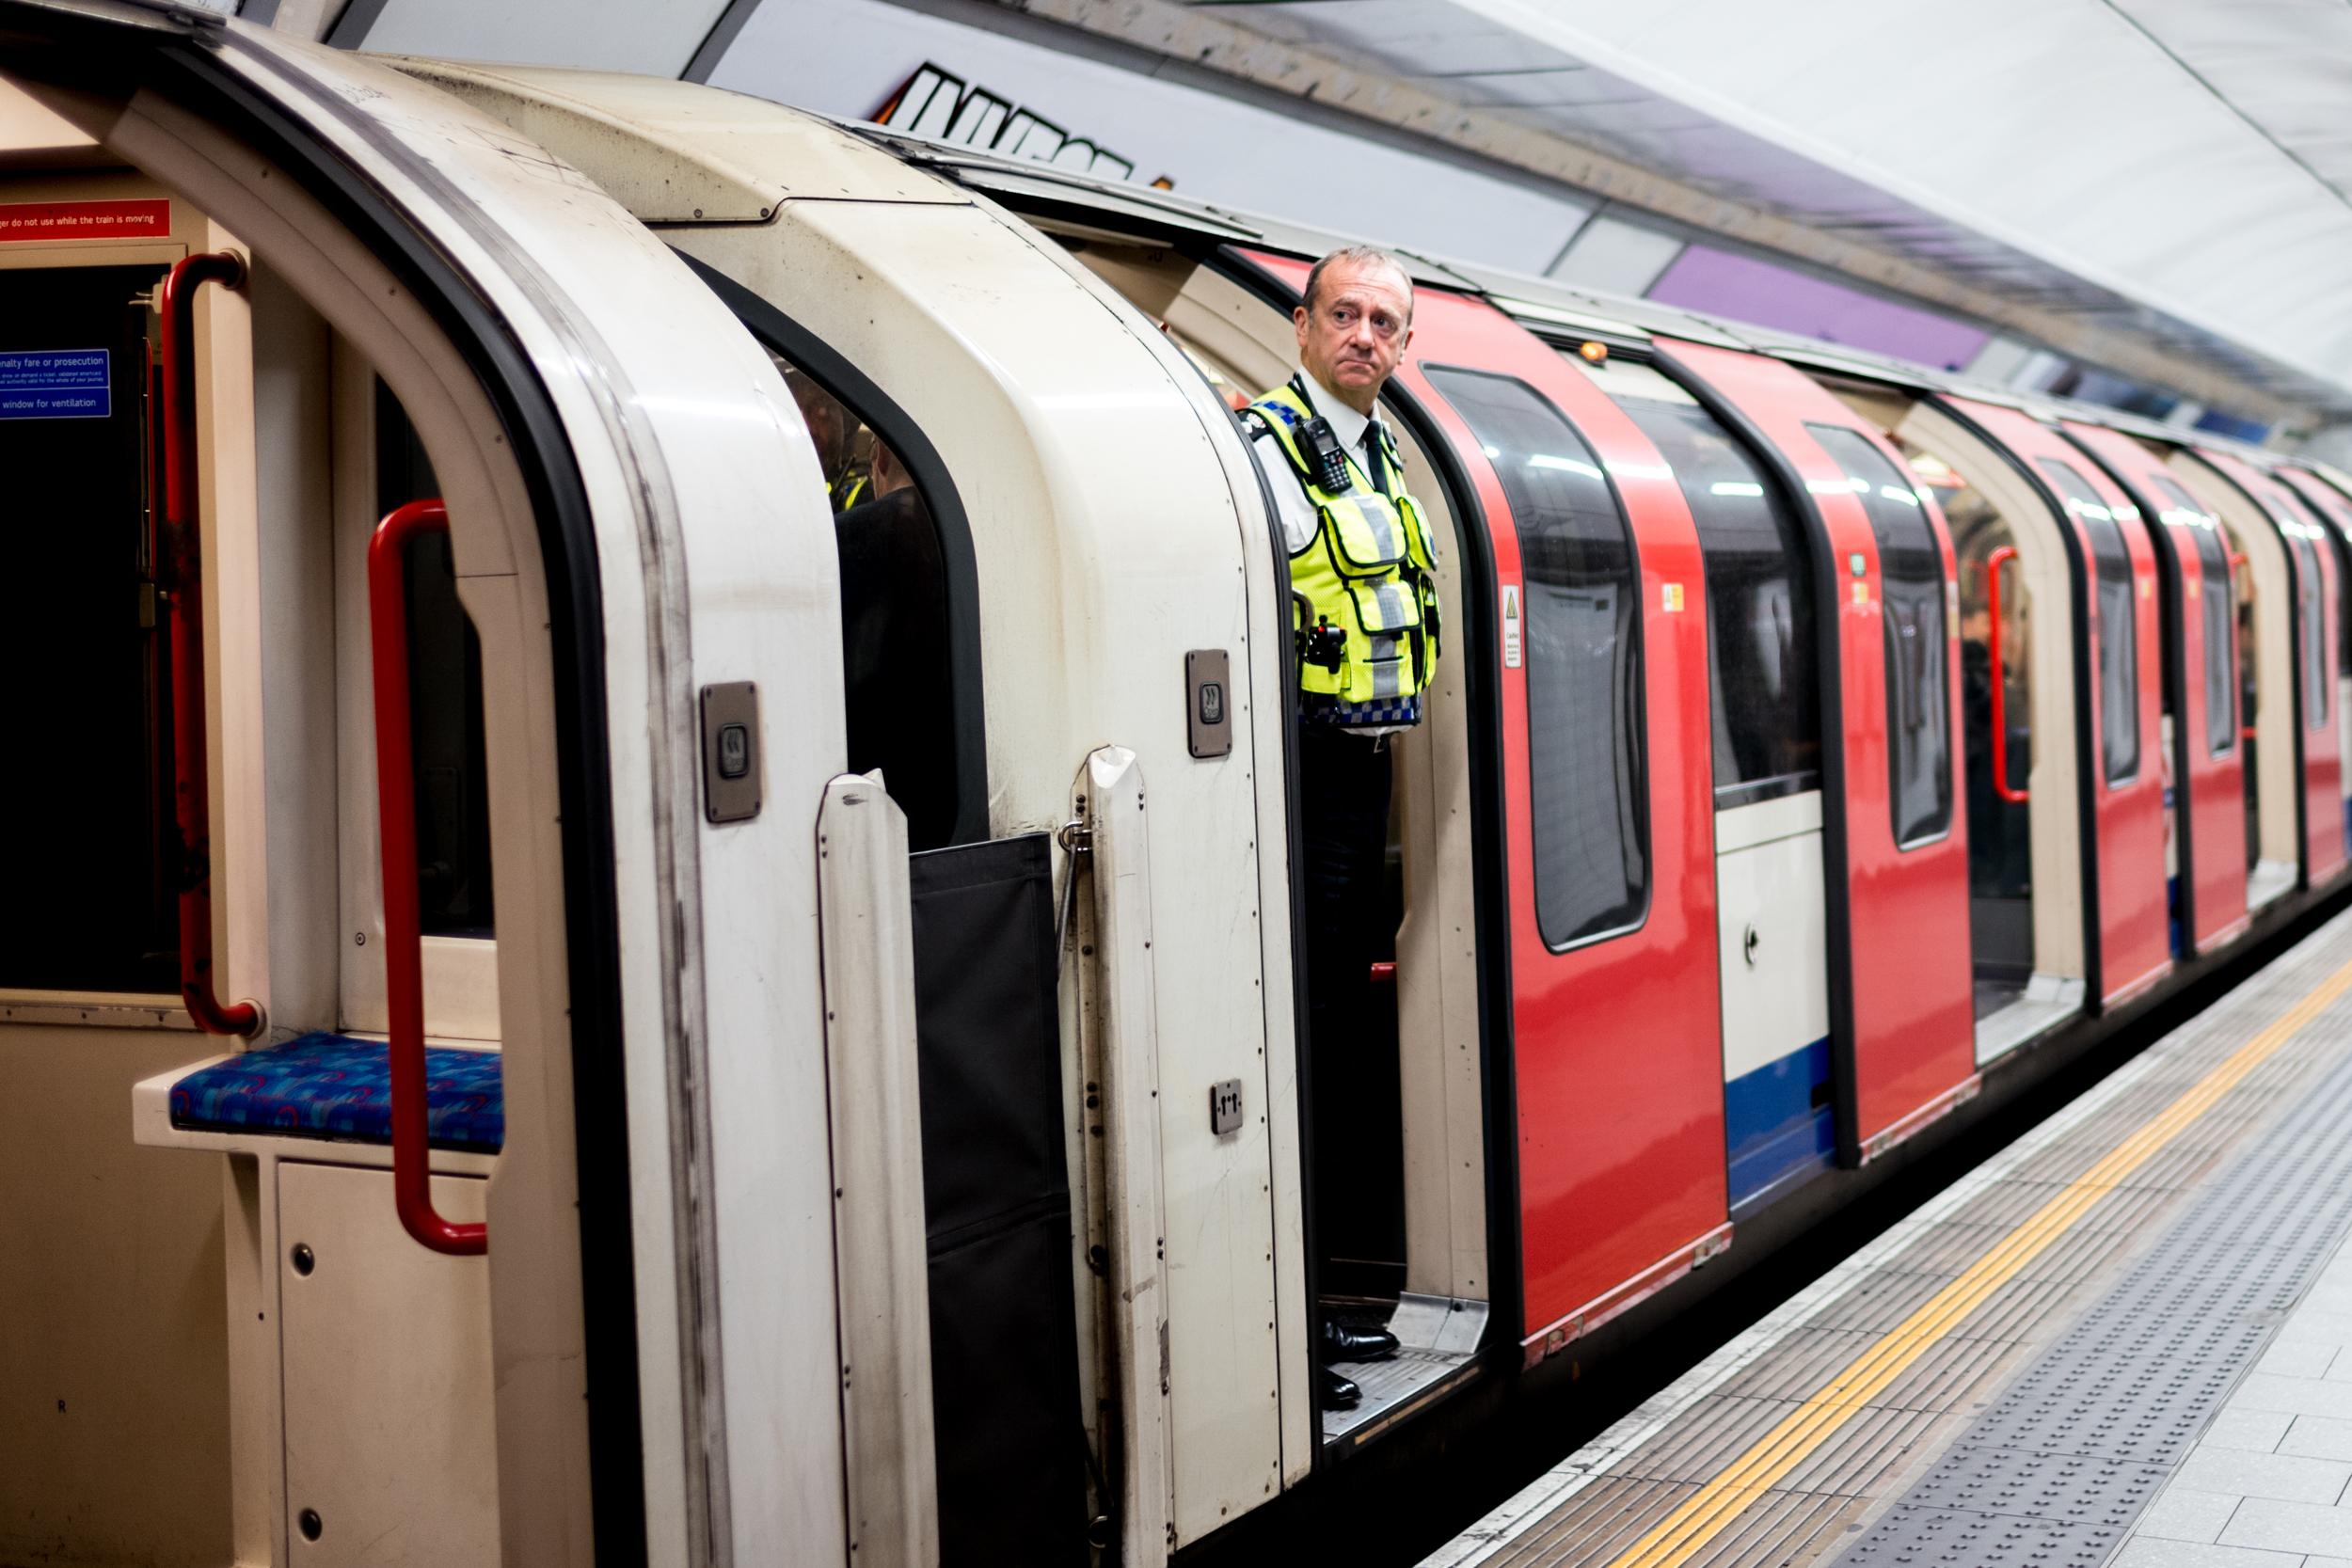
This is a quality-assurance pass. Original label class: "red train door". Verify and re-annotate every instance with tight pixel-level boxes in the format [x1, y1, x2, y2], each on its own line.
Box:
[1945, 402, 2169, 1005]
[1371, 280, 1728, 1360]
[2064, 422, 2249, 955]
[1659, 341, 1976, 1163]
[2200, 451, 2345, 886]
[2277, 467, 2352, 863]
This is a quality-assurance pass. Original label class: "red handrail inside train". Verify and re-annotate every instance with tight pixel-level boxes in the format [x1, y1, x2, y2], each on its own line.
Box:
[160, 250, 260, 1037]
[1987, 545, 2027, 805]
[368, 497, 488, 1258]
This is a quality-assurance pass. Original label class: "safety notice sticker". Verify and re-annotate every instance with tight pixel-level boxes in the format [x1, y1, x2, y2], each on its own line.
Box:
[0, 198, 169, 242]
[0, 349, 110, 420]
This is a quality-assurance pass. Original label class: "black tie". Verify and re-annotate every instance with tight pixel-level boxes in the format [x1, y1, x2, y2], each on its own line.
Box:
[1361, 426, 1391, 497]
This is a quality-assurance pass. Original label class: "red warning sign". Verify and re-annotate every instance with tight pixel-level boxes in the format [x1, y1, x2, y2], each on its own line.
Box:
[0, 198, 171, 243]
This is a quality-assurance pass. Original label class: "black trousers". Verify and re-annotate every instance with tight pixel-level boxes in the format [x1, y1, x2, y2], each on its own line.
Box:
[1297, 724, 1399, 1277]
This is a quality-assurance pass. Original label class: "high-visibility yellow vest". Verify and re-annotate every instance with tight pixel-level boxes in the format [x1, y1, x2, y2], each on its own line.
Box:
[1247, 380, 1440, 717]
[829, 469, 870, 512]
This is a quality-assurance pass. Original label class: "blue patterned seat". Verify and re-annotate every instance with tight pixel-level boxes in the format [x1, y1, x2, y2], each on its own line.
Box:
[169, 1031, 503, 1153]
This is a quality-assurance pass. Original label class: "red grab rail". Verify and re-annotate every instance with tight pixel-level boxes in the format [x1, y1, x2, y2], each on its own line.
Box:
[368, 498, 486, 1257]
[1987, 546, 2028, 805]
[160, 251, 261, 1037]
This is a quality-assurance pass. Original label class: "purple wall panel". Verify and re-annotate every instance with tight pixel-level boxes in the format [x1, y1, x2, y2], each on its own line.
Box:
[1647, 245, 1990, 372]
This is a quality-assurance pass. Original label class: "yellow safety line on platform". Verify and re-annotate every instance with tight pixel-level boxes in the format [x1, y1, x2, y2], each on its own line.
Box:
[1603, 951, 2352, 1568]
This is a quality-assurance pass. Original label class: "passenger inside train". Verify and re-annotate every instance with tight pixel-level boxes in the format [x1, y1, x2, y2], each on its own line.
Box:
[776, 357, 957, 849]
[1236, 245, 1437, 1412]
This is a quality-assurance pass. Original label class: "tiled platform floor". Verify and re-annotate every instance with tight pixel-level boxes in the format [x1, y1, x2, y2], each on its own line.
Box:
[2113, 1237, 2352, 1567]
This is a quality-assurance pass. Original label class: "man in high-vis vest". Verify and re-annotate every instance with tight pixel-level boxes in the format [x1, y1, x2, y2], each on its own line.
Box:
[1242, 245, 1439, 1414]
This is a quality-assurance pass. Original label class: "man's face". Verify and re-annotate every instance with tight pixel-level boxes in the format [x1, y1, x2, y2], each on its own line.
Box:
[1294, 260, 1413, 413]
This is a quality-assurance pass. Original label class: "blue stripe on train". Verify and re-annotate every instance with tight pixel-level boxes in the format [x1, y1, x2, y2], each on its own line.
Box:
[1726, 1036, 1835, 1209]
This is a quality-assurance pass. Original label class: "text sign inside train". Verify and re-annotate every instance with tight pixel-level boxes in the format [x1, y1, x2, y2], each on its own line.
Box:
[0, 349, 109, 420]
[0, 198, 169, 242]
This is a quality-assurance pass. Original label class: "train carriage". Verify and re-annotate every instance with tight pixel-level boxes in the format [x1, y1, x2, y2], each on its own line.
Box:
[11, 15, 2352, 1568]
[0, 12, 880, 1566]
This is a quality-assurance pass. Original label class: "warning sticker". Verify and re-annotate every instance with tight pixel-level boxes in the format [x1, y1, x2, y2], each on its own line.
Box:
[0, 349, 110, 420]
[1501, 583, 1522, 668]
[0, 198, 170, 243]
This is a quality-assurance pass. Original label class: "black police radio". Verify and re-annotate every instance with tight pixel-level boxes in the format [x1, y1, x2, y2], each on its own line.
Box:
[1295, 415, 1357, 495]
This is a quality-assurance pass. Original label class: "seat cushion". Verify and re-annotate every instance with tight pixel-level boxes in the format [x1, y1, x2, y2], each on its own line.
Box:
[168, 1031, 503, 1153]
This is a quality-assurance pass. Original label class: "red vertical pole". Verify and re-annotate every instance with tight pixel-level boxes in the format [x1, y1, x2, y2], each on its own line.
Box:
[369, 498, 486, 1256]
[159, 251, 260, 1037]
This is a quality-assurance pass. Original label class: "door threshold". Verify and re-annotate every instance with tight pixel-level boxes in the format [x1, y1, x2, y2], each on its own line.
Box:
[1320, 1293, 1486, 1449]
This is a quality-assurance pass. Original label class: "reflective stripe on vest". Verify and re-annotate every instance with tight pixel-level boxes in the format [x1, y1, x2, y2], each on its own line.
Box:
[1249, 383, 1441, 710]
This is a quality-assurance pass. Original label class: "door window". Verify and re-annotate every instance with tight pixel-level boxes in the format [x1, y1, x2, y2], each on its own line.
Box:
[2153, 478, 2236, 757]
[2271, 490, 2335, 731]
[2036, 457, 2140, 785]
[1619, 398, 1820, 806]
[376, 383, 495, 936]
[1808, 425, 1953, 847]
[762, 344, 965, 851]
[1425, 366, 1647, 948]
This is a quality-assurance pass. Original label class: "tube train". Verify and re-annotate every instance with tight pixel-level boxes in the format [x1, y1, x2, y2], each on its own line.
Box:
[8, 10, 2351, 1566]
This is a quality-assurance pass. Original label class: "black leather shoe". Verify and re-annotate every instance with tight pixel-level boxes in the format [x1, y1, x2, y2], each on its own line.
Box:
[1321, 1318, 1402, 1364]
[1321, 1365, 1360, 1410]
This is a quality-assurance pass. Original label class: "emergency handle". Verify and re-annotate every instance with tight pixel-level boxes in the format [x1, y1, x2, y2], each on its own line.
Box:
[1987, 546, 2027, 805]
[160, 251, 261, 1037]
[368, 498, 487, 1258]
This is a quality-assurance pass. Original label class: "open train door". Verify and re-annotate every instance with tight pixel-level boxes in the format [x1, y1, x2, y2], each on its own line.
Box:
[2274, 467, 2352, 866]
[0, 9, 917, 1566]
[1659, 341, 1977, 1164]
[2193, 451, 2345, 889]
[1936, 400, 2170, 1007]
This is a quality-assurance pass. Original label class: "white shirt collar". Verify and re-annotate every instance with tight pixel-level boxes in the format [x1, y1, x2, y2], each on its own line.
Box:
[1292, 368, 1385, 456]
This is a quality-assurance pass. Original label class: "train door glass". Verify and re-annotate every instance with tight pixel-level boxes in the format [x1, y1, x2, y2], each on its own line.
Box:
[1809, 426, 1953, 847]
[1422, 367, 1647, 947]
[337, 380, 499, 1039]
[758, 345, 962, 851]
[0, 265, 173, 993]
[376, 385, 494, 936]
[2153, 481, 2240, 762]
[1904, 446, 2032, 1010]
[2036, 458, 2141, 784]
[2282, 521, 2331, 733]
[1614, 383, 1833, 1210]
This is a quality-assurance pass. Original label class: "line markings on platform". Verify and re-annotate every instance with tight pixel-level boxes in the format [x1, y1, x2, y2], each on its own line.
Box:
[1595, 951, 2352, 1568]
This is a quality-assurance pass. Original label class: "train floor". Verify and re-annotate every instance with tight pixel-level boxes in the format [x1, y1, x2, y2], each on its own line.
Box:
[1425, 908, 2352, 1568]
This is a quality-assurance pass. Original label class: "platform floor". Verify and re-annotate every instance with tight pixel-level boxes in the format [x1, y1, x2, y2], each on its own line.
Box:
[1426, 910, 2352, 1568]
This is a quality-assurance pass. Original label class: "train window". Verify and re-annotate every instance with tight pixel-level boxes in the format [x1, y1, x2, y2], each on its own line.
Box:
[2036, 457, 2140, 785]
[767, 348, 961, 850]
[1619, 397, 1820, 806]
[1807, 424, 1953, 847]
[2153, 478, 2236, 756]
[2270, 488, 2335, 731]
[1423, 366, 1647, 948]
[2288, 528, 2330, 731]
[376, 384, 495, 936]
[0, 264, 174, 991]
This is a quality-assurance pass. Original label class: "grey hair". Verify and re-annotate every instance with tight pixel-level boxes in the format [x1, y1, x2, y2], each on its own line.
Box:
[1301, 245, 1414, 322]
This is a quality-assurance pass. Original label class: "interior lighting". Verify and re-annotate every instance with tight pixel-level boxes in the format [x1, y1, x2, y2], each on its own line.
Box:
[1578, 341, 1608, 364]
[1710, 481, 1765, 498]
